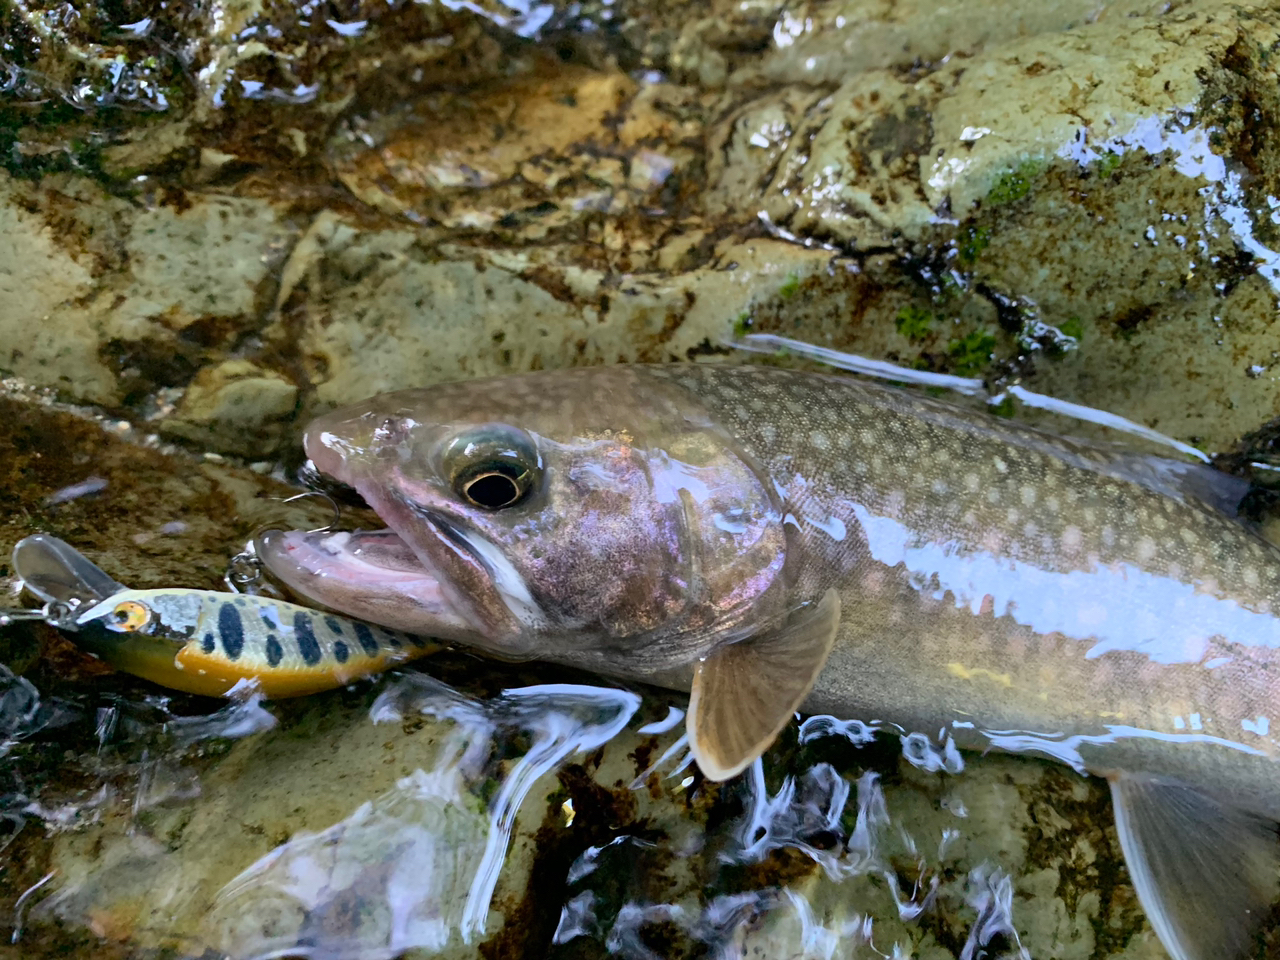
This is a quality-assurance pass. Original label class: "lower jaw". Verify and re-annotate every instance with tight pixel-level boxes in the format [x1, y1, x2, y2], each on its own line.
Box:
[253, 526, 476, 639]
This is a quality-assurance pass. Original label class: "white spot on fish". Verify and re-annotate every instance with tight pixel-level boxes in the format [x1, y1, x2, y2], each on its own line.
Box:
[1135, 536, 1157, 563]
[811, 430, 830, 451]
[1061, 525, 1083, 553]
[1020, 486, 1037, 507]
[932, 479, 949, 495]
[848, 502, 1280, 665]
[993, 456, 1008, 473]
[964, 473, 981, 493]
[1243, 715, 1271, 736]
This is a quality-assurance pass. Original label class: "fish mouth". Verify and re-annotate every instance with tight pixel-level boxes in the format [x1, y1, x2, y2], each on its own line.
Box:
[256, 448, 483, 640]
[255, 525, 477, 639]
[256, 452, 536, 652]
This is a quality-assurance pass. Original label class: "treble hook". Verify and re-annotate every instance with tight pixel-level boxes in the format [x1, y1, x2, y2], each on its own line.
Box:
[223, 544, 263, 594]
[280, 490, 344, 534]
[223, 490, 342, 594]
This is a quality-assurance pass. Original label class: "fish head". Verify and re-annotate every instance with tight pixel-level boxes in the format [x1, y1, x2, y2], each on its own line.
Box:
[258, 367, 787, 669]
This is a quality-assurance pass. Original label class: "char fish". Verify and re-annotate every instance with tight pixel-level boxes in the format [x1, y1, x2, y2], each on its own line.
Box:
[258, 363, 1280, 960]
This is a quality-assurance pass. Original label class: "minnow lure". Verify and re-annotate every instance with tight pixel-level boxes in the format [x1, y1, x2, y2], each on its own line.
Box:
[8, 534, 438, 698]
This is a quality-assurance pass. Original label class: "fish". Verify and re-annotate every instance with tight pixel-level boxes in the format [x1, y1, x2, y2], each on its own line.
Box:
[10, 534, 437, 698]
[257, 362, 1280, 960]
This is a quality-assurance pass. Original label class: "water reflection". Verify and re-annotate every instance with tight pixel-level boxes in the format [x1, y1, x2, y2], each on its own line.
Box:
[8, 668, 1078, 959]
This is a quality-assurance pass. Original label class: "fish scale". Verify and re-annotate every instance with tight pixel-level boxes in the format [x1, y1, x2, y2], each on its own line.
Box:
[645, 367, 1280, 783]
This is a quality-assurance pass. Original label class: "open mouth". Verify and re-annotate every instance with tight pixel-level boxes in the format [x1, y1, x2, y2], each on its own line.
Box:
[254, 462, 478, 639]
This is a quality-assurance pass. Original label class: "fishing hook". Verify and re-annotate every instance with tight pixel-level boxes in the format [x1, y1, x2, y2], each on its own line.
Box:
[223, 490, 343, 594]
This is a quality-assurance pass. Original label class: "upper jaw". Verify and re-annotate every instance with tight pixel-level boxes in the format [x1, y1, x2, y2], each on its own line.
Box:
[261, 416, 542, 651]
[257, 446, 530, 652]
[258, 427, 481, 639]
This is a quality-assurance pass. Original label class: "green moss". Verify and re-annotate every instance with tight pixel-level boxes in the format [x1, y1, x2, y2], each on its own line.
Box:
[732, 311, 752, 337]
[778, 272, 801, 299]
[895, 305, 935, 342]
[1059, 316, 1084, 341]
[957, 225, 991, 266]
[1093, 151, 1122, 178]
[989, 395, 1016, 418]
[947, 328, 997, 375]
[986, 157, 1047, 207]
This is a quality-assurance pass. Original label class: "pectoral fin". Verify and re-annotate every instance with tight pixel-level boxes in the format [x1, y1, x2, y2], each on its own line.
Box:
[688, 589, 840, 781]
[1109, 772, 1280, 960]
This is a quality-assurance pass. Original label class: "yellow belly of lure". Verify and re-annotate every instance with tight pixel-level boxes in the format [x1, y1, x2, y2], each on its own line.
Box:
[11, 535, 438, 698]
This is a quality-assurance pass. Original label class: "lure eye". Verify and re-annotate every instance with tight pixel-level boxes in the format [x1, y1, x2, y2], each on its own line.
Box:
[110, 600, 151, 632]
[444, 426, 540, 511]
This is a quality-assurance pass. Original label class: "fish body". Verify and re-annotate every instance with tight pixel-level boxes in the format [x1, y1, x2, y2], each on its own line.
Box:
[11, 535, 436, 698]
[259, 363, 1280, 960]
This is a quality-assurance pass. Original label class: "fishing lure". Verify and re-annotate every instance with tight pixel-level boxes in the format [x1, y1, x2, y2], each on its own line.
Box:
[6, 534, 438, 698]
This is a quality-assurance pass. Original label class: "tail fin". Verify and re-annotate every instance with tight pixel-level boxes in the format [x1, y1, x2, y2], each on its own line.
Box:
[1110, 772, 1279, 960]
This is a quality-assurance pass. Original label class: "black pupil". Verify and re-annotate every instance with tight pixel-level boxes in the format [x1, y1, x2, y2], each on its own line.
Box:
[464, 467, 523, 509]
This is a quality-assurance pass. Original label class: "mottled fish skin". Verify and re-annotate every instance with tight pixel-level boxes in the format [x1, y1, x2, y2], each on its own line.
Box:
[73, 588, 436, 698]
[645, 365, 1280, 817]
[259, 362, 1280, 960]
[277, 363, 1280, 811]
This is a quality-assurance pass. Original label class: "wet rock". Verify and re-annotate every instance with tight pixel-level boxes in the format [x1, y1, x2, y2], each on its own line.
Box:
[6, 0, 1280, 455]
[0, 384, 330, 592]
[160, 360, 299, 458]
[270, 219, 835, 410]
[7, 1, 1280, 957]
[728, 1, 1280, 451]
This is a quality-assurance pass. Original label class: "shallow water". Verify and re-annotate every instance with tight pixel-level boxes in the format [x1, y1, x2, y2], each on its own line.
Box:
[4, 651, 1123, 959]
[6, 0, 1280, 956]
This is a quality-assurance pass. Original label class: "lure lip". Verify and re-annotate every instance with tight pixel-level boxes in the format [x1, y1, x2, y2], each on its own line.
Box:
[11, 534, 127, 610]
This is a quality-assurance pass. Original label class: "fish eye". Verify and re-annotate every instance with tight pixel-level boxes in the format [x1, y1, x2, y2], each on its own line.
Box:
[110, 600, 151, 632]
[444, 426, 540, 511]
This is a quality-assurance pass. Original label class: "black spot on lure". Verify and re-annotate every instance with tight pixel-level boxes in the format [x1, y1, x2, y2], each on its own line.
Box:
[9, 534, 437, 698]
